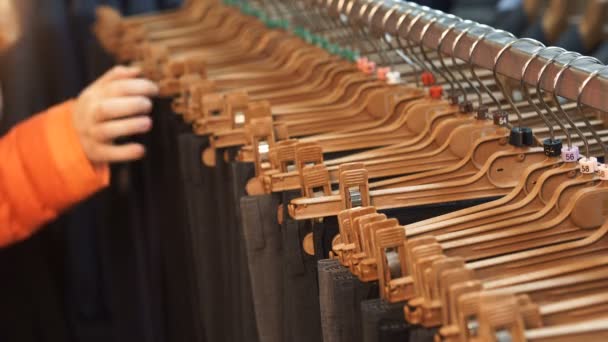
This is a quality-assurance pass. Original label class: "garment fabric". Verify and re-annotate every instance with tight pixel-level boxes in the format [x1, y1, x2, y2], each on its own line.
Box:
[241, 194, 285, 342]
[0, 2, 187, 341]
[314, 197, 500, 342]
[318, 259, 378, 342]
[281, 191, 324, 342]
[361, 299, 411, 342]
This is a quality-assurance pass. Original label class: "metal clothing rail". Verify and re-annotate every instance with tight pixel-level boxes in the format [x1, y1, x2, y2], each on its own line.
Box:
[332, 0, 608, 112]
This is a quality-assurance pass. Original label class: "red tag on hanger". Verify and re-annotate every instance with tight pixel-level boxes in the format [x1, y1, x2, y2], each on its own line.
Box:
[377, 67, 390, 81]
[421, 72, 435, 86]
[429, 85, 443, 99]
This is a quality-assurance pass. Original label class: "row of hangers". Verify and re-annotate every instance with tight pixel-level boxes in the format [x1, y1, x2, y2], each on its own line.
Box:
[94, 0, 608, 340]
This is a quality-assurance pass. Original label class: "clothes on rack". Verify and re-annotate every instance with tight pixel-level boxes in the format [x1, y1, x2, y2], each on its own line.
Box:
[91, 0, 608, 341]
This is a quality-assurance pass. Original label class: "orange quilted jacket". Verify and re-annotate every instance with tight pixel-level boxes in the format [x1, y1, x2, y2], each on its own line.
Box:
[0, 100, 109, 246]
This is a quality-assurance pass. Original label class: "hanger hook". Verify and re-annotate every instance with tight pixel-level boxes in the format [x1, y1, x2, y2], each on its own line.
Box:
[468, 26, 506, 110]
[406, 9, 433, 72]
[414, 9, 456, 88]
[521, 46, 569, 141]
[394, 7, 424, 86]
[434, 15, 463, 99]
[577, 65, 608, 161]
[397, 7, 433, 83]
[494, 37, 545, 128]
[554, 55, 605, 158]
[379, 4, 401, 69]
[418, 16, 453, 93]
[449, 21, 481, 106]
[536, 51, 580, 148]
[365, 1, 391, 65]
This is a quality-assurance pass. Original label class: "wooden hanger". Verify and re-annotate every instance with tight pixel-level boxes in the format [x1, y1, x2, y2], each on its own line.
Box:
[399, 57, 608, 325]
[262, 24, 513, 192]
[399, 48, 600, 229]
[475, 290, 608, 342]
[323, 48, 607, 321]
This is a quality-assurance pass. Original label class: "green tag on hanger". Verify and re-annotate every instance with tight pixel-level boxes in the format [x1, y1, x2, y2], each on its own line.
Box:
[252, 9, 265, 19]
[320, 38, 330, 49]
[341, 49, 358, 62]
[328, 44, 340, 55]
[239, 2, 248, 12]
[267, 19, 283, 29]
[303, 32, 313, 44]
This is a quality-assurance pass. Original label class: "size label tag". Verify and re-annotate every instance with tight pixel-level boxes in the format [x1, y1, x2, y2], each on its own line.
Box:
[234, 111, 245, 126]
[386, 71, 401, 85]
[598, 164, 608, 180]
[579, 157, 597, 174]
[561, 146, 579, 163]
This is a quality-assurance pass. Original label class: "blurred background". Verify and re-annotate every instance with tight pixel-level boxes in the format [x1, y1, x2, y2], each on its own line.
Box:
[0, 1, 605, 342]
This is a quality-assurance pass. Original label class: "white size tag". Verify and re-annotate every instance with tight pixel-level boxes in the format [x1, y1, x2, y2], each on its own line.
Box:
[598, 164, 608, 180]
[561, 146, 579, 163]
[234, 111, 245, 126]
[387, 71, 401, 85]
[579, 157, 597, 174]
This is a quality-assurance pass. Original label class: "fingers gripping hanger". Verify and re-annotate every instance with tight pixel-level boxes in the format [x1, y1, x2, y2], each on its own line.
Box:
[494, 37, 545, 147]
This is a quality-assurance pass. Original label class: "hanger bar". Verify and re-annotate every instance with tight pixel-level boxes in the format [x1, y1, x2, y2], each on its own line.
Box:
[335, 0, 608, 112]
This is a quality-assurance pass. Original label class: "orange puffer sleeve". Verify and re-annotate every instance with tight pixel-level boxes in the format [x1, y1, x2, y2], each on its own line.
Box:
[0, 100, 110, 247]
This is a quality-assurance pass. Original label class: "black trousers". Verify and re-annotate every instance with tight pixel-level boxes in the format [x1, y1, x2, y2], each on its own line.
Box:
[241, 194, 284, 342]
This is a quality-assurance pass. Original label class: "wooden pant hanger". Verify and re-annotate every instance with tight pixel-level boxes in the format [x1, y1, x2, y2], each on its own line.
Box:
[326, 52, 605, 326]
[286, 41, 604, 219]
[472, 257, 608, 338]
[392, 84, 606, 330]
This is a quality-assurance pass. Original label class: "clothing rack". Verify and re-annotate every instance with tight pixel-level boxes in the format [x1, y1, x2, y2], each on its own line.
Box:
[327, 0, 608, 112]
[90, 1, 608, 341]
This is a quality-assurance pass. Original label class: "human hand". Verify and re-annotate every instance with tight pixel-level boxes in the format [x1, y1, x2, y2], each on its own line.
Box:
[0, 0, 20, 52]
[72, 66, 159, 167]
